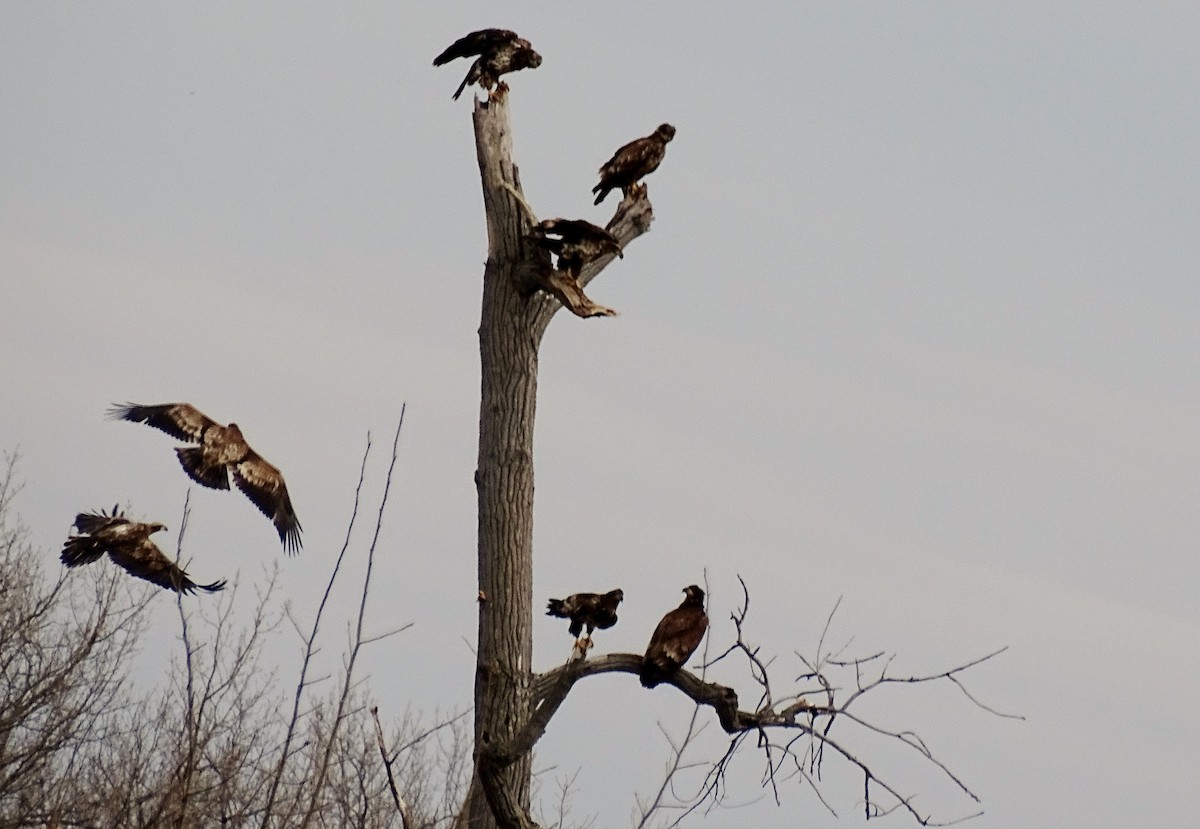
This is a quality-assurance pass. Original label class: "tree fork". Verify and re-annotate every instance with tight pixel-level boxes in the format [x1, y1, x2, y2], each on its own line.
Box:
[467, 89, 653, 829]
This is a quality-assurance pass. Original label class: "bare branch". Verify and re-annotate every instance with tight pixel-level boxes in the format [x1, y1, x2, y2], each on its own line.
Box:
[372, 705, 412, 829]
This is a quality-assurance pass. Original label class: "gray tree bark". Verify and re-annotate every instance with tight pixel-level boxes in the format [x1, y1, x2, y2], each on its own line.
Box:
[465, 90, 653, 829]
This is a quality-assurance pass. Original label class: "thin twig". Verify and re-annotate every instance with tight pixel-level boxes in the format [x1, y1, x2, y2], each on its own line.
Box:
[372, 705, 411, 829]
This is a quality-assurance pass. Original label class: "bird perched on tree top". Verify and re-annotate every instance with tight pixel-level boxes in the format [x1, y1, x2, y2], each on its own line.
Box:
[546, 588, 624, 652]
[641, 585, 708, 688]
[433, 28, 542, 101]
[61, 507, 226, 595]
[109, 402, 302, 553]
[592, 123, 676, 205]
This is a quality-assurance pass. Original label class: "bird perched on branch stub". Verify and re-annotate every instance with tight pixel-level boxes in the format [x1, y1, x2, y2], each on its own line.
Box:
[528, 218, 623, 279]
[546, 588, 624, 653]
[61, 507, 226, 595]
[109, 402, 302, 553]
[433, 28, 542, 101]
[640, 584, 708, 688]
[593, 123, 676, 205]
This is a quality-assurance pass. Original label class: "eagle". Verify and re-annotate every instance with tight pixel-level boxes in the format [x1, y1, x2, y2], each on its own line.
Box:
[61, 507, 226, 595]
[592, 123, 676, 205]
[640, 585, 708, 688]
[433, 28, 543, 101]
[546, 588, 624, 651]
[109, 402, 303, 553]
[528, 218, 623, 278]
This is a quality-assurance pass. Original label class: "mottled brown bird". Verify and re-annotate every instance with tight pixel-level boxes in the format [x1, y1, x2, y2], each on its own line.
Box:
[61, 507, 226, 595]
[640, 585, 708, 688]
[528, 218, 623, 278]
[433, 28, 542, 100]
[546, 588, 624, 651]
[109, 402, 302, 553]
[592, 123, 676, 205]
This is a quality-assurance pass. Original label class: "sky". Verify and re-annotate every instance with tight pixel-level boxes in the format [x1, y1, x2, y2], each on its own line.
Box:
[3, 2, 1199, 827]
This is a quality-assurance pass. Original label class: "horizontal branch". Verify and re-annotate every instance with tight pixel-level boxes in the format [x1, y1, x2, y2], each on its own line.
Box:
[529, 653, 820, 738]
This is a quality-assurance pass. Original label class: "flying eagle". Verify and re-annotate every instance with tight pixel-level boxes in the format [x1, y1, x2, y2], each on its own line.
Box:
[528, 218, 623, 278]
[546, 588, 624, 651]
[640, 585, 708, 688]
[433, 28, 542, 101]
[61, 507, 226, 595]
[592, 123, 676, 205]
[109, 402, 303, 553]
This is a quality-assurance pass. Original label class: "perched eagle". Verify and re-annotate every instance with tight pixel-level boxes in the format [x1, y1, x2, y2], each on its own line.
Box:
[640, 585, 708, 688]
[592, 123, 676, 206]
[433, 28, 542, 101]
[61, 507, 226, 595]
[528, 218, 623, 278]
[109, 402, 303, 554]
[546, 588, 624, 650]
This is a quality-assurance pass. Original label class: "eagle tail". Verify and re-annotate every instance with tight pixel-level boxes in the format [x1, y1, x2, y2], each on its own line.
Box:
[175, 447, 230, 490]
[61, 537, 105, 569]
[592, 183, 611, 206]
[639, 660, 664, 689]
[452, 68, 472, 100]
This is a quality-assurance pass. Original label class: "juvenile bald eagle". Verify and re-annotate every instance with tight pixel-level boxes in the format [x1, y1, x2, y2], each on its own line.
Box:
[640, 585, 708, 688]
[109, 402, 302, 553]
[546, 588, 624, 651]
[592, 123, 676, 205]
[61, 507, 226, 595]
[433, 28, 542, 101]
[528, 218, 623, 278]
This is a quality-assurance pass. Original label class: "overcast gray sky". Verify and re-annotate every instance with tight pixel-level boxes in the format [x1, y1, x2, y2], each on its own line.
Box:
[3, 3, 1198, 826]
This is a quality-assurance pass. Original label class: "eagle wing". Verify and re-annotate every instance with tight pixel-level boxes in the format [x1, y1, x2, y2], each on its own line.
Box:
[598, 136, 651, 181]
[109, 402, 218, 443]
[106, 539, 226, 595]
[433, 28, 519, 65]
[72, 508, 125, 536]
[646, 606, 708, 667]
[232, 451, 302, 554]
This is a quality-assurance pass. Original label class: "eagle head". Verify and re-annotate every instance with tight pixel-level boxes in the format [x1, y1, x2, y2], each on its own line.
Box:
[682, 584, 704, 604]
[148, 522, 169, 535]
[656, 123, 677, 143]
[527, 50, 543, 69]
[608, 588, 625, 602]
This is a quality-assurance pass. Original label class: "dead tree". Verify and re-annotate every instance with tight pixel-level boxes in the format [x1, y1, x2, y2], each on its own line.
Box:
[462, 79, 1009, 829]
[466, 86, 652, 829]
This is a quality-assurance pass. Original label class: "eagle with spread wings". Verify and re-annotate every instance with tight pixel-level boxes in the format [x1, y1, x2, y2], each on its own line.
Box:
[61, 507, 226, 595]
[546, 588, 624, 651]
[640, 585, 708, 688]
[592, 123, 676, 205]
[109, 402, 302, 553]
[528, 218, 623, 279]
[433, 28, 542, 101]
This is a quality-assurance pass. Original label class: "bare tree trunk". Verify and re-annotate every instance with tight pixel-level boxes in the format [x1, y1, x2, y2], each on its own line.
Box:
[465, 91, 652, 829]
[467, 91, 538, 829]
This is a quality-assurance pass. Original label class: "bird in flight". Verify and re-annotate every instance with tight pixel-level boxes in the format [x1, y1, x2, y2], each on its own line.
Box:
[61, 507, 226, 595]
[109, 402, 302, 553]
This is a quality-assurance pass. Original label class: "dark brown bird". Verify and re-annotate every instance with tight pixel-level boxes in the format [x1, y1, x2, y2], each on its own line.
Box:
[640, 585, 708, 688]
[109, 402, 302, 553]
[547, 588, 624, 650]
[433, 28, 542, 100]
[592, 123, 676, 205]
[61, 507, 226, 595]
[528, 218, 623, 278]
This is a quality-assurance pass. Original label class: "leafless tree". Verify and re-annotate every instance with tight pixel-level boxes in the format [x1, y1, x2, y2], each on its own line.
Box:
[456, 56, 1015, 829]
[0, 438, 469, 829]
